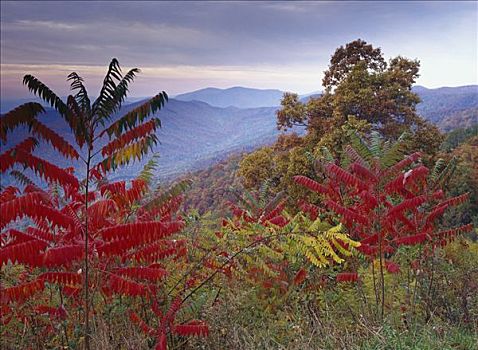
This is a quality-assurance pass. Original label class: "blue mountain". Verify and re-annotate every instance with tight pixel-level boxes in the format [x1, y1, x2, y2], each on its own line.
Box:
[174, 85, 478, 131]
[175, 86, 284, 108]
[1, 85, 476, 186]
[413, 85, 478, 130]
[1, 98, 300, 185]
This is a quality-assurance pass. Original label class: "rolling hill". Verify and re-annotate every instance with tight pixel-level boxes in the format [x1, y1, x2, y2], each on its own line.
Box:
[174, 86, 284, 108]
[175, 85, 478, 130]
[413, 85, 478, 129]
[1, 98, 301, 185]
[1, 84, 476, 186]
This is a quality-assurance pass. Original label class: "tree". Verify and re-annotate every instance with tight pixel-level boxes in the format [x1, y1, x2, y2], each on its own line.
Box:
[277, 39, 439, 145]
[276, 93, 307, 130]
[237, 147, 275, 188]
[322, 39, 386, 90]
[0, 59, 172, 348]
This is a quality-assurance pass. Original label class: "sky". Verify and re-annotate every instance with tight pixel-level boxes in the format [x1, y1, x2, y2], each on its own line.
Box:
[1, 1, 477, 100]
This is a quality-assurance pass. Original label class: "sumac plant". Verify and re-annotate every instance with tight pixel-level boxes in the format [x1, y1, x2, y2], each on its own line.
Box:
[210, 188, 359, 302]
[294, 132, 473, 320]
[0, 60, 208, 349]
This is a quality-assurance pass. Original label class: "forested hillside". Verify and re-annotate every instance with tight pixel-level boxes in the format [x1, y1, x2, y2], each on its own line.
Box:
[1, 99, 299, 185]
[182, 124, 478, 226]
[180, 154, 244, 216]
[413, 85, 478, 131]
[438, 107, 478, 131]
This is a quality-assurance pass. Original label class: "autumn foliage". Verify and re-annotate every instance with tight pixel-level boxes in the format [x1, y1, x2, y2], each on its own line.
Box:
[0, 59, 209, 349]
[1, 47, 476, 349]
[293, 133, 473, 318]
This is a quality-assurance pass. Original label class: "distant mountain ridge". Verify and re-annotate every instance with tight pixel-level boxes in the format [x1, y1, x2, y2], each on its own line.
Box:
[413, 85, 477, 94]
[175, 86, 285, 108]
[1, 98, 302, 185]
[174, 85, 477, 130]
[4, 85, 476, 130]
[413, 85, 478, 129]
[1, 84, 476, 186]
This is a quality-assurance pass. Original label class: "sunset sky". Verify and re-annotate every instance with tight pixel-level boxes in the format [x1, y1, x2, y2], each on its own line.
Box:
[1, 1, 477, 100]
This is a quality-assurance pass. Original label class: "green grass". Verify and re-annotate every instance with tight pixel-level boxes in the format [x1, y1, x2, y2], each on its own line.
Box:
[360, 324, 477, 350]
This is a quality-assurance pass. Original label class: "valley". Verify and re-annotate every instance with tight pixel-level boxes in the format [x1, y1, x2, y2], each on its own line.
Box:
[1, 85, 476, 186]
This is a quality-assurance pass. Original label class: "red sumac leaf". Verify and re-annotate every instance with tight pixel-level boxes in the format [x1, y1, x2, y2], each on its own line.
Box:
[336, 272, 359, 283]
[173, 320, 209, 337]
[293, 268, 307, 285]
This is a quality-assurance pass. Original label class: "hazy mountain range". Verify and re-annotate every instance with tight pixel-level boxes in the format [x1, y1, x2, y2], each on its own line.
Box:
[413, 85, 478, 131]
[1, 85, 476, 184]
[174, 85, 478, 129]
[1, 98, 294, 184]
[175, 87, 285, 108]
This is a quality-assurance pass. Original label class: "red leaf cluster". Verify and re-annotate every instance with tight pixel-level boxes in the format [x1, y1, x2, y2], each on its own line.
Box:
[0, 279, 45, 304]
[30, 119, 79, 159]
[173, 320, 209, 337]
[12, 150, 79, 190]
[293, 268, 307, 285]
[43, 245, 84, 267]
[102, 119, 160, 156]
[385, 261, 400, 274]
[39, 272, 82, 286]
[326, 163, 367, 191]
[99, 221, 184, 246]
[113, 267, 168, 281]
[107, 274, 147, 297]
[336, 272, 359, 283]
[0, 239, 47, 267]
[293, 175, 329, 195]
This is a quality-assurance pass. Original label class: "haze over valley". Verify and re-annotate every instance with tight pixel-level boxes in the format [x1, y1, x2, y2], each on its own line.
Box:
[2, 84, 477, 185]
